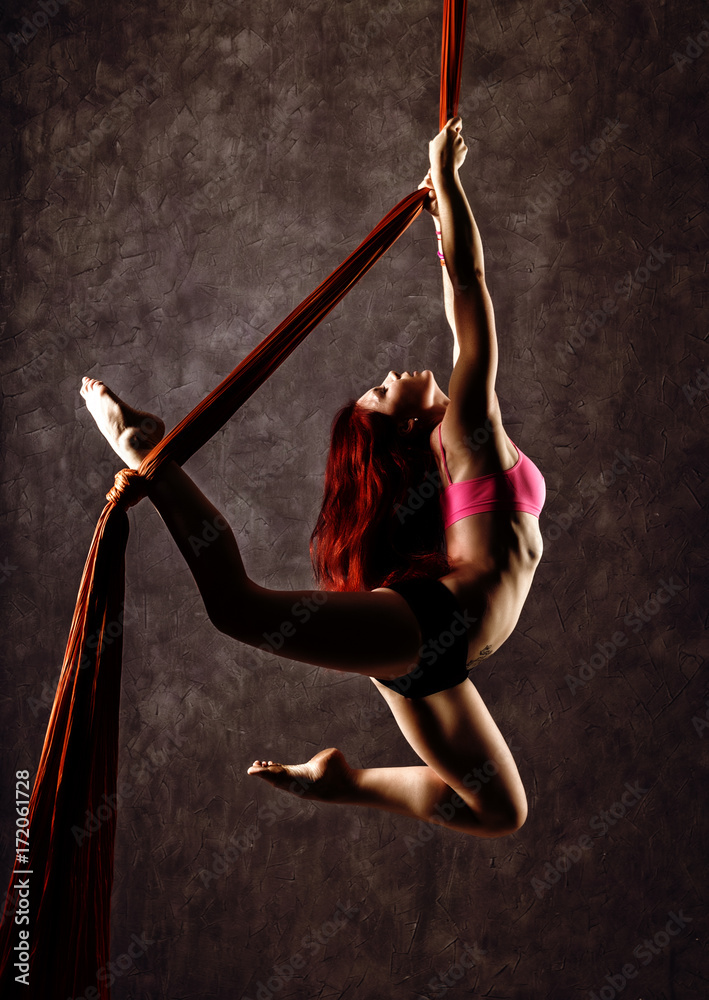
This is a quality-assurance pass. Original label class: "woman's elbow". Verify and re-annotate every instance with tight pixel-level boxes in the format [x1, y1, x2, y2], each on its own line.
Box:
[451, 268, 485, 294]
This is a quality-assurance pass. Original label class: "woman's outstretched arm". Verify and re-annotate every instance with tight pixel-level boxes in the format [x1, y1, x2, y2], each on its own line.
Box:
[419, 168, 461, 364]
[428, 117, 499, 431]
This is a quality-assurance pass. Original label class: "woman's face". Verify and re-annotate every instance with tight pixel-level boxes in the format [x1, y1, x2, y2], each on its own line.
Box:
[357, 370, 437, 418]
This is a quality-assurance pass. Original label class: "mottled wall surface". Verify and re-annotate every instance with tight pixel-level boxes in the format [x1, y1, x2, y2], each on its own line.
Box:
[1, 0, 707, 997]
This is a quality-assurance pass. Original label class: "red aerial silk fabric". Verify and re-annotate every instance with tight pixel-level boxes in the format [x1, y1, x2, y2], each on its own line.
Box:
[0, 2, 468, 996]
[439, 0, 468, 131]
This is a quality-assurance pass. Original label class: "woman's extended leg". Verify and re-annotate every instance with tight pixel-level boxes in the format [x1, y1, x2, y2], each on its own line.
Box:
[79, 378, 423, 681]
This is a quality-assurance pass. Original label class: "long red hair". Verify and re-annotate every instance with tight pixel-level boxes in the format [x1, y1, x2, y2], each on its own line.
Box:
[310, 401, 450, 591]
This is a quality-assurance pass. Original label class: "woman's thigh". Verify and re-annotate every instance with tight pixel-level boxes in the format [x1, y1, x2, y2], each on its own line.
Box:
[371, 676, 527, 824]
[211, 583, 424, 681]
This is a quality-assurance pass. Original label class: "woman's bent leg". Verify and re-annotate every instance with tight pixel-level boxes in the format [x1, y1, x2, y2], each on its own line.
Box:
[351, 764, 520, 837]
[247, 748, 520, 840]
[370, 676, 529, 833]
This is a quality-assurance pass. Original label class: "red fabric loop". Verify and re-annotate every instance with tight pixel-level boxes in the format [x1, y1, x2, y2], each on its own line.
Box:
[106, 468, 148, 509]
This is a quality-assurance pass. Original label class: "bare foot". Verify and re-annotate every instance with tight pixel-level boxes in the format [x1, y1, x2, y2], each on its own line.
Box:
[80, 377, 165, 470]
[247, 747, 357, 804]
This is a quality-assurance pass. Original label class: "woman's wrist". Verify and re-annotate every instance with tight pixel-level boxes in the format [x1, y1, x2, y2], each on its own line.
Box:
[430, 163, 460, 188]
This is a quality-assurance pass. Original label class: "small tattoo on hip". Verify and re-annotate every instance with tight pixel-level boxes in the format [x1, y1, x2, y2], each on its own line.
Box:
[466, 644, 492, 669]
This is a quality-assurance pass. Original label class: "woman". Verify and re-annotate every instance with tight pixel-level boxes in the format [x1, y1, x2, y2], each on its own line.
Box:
[79, 117, 544, 839]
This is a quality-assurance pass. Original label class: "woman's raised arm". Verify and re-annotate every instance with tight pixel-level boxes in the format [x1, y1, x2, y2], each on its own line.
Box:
[419, 168, 461, 363]
[428, 118, 499, 433]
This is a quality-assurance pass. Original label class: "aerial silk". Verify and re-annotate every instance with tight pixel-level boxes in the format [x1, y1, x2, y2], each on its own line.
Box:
[0, 2, 468, 996]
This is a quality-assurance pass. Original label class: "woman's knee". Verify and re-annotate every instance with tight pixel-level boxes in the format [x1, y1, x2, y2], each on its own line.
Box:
[480, 793, 528, 836]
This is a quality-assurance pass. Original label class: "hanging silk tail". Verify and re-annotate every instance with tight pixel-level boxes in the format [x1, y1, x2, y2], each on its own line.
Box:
[0, 1, 468, 996]
[0, 504, 130, 1000]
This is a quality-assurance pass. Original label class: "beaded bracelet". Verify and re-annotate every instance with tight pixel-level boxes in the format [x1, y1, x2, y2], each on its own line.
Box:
[436, 229, 445, 264]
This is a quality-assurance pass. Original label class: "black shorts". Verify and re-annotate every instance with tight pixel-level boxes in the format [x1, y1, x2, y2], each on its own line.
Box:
[374, 577, 474, 698]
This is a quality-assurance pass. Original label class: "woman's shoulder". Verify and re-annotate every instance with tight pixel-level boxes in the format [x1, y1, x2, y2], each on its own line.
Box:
[430, 396, 518, 483]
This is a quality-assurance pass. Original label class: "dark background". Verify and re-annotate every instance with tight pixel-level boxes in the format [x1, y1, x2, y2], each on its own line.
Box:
[1, 0, 708, 997]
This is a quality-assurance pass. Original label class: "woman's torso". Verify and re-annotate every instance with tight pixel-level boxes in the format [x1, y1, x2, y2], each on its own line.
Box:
[429, 397, 544, 667]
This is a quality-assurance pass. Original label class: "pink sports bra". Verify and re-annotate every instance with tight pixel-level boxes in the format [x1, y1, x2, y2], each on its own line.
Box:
[437, 424, 546, 528]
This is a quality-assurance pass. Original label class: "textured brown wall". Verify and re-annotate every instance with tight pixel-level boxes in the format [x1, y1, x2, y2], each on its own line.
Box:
[1, 0, 708, 998]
